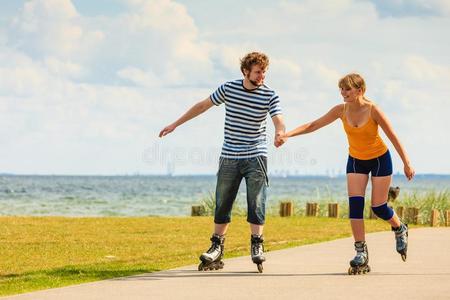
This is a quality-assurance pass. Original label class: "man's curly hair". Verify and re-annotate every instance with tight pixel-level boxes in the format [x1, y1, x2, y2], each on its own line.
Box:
[240, 52, 269, 75]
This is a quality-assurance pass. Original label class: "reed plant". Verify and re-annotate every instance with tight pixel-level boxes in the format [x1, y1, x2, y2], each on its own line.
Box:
[237, 189, 449, 223]
[391, 190, 450, 224]
[198, 192, 247, 216]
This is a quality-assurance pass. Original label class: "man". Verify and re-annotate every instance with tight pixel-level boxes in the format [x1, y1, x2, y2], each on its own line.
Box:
[159, 52, 285, 272]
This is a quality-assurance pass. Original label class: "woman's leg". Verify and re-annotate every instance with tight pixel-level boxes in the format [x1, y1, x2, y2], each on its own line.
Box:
[371, 175, 401, 228]
[371, 175, 408, 260]
[347, 173, 369, 241]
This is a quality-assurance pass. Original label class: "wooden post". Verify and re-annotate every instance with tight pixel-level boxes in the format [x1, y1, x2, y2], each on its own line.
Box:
[396, 206, 404, 220]
[191, 205, 204, 216]
[445, 210, 450, 227]
[306, 202, 318, 216]
[328, 203, 339, 218]
[279, 201, 294, 217]
[405, 207, 419, 224]
[430, 209, 439, 227]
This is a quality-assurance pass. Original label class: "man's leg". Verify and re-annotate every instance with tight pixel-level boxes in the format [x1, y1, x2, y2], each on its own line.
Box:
[198, 158, 242, 270]
[244, 156, 268, 268]
[244, 156, 267, 228]
[250, 223, 263, 235]
[213, 158, 242, 231]
[214, 223, 229, 236]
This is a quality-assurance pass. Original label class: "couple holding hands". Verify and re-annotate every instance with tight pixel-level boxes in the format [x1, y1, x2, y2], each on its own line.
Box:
[159, 52, 414, 274]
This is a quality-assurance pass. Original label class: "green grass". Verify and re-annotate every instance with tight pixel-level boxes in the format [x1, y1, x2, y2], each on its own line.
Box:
[0, 216, 401, 296]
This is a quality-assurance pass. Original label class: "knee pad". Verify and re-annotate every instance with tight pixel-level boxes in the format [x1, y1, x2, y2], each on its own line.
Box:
[349, 196, 365, 219]
[371, 202, 394, 220]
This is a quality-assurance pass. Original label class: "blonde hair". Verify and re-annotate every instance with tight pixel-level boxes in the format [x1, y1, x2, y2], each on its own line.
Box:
[240, 52, 269, 75]
[338, 73, 366, 94]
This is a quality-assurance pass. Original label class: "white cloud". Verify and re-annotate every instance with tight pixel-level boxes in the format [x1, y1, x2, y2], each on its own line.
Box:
[44, 57, 84, 78]
[117, 67, 161, 87]
[0, 0, 449, 174]
[0, 28, 7, 45]
[11, 0, 103, 60]
[403, 55, 450, 81]
[368, 0, 450, 17]
[309, 62, 341, 87]
[0, 49, 50, 97]
[114, 0, 213, 84]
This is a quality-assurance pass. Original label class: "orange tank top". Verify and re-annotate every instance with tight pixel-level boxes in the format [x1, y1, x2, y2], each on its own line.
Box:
[341, 103, 387, 160]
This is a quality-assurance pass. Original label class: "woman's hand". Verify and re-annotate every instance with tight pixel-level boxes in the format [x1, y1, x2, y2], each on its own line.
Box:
[404, 164, 415, 181]
[274, 132, 288, 148]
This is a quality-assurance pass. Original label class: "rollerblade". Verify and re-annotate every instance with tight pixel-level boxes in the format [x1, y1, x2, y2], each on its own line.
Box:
[392, 223, 408, 261]
[348, 241, 370, 275]
[198, 234, 225, 271]
[251, 234, 265, 273]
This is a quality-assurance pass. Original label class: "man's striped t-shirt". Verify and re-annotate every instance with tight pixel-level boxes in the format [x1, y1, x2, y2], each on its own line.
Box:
[210, 79, 282, 159]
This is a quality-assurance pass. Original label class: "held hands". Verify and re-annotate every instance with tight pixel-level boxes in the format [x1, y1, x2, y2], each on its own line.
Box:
[404, 164, 415, 181]
[274, 132, 288, 148]
[159, 123, 177, 137]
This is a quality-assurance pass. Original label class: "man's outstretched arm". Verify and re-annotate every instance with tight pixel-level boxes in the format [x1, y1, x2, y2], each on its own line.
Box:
[159, 97, 214, 137]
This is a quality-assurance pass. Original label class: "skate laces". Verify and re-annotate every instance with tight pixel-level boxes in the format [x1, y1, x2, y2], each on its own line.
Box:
[251, 235, 264, 256]
[207, 235, 224, 254]
[393, 223, 407, 235]
[394, 224, 408, 249]
[252, 243, 264, 256]
[206, 243, 220, 254]
[354, 242, 367, 260]
[354, 241, 366, 252]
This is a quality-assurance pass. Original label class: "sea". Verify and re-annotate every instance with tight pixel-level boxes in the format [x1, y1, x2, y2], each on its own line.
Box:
[0, 174, 448, 217]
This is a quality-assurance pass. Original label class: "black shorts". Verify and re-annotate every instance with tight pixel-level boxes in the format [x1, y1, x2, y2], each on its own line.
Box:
[346, 150, 393, 177]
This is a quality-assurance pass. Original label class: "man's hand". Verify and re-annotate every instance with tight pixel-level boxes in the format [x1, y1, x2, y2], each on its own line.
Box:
[159, 123, 177, 137]
[274, 132, 287, 148]
[158, 97, 213, 138]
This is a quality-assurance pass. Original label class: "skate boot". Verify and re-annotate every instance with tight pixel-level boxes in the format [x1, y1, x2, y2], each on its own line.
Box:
[392, 223, 408, 261]
[198, 234, 225, 271]
[348, 241, 370, 275]
[251, 234, 266, 273]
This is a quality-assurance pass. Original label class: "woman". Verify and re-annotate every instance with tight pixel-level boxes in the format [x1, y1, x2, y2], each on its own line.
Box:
[282, 73, 415, 274]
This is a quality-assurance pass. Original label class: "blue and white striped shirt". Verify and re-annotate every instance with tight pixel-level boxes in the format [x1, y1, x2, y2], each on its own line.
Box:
[210, 79, 282, 159]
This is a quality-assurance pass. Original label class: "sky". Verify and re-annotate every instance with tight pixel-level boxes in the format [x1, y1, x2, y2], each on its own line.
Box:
[0, 0, 449, 175]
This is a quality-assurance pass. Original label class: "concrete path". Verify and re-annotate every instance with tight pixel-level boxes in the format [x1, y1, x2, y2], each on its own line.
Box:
[3, 227, 450, 300]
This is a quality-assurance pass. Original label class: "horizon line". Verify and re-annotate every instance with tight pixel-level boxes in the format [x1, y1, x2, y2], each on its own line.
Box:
[1, 173, 449, 177]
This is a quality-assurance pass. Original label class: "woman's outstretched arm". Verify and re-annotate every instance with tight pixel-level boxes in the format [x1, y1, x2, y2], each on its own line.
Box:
[285, 104, 343, 138]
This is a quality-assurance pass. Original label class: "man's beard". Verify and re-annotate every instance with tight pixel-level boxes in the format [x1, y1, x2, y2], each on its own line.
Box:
[248, 77, 262, 87]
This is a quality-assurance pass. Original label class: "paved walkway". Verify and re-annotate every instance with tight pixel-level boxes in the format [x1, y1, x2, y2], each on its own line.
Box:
[3, 227, 450, 300]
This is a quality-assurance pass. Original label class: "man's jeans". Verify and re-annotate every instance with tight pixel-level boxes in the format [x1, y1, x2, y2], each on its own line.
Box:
[214, 156, 268, 225]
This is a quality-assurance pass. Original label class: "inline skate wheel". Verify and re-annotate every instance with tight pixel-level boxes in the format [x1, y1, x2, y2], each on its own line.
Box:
[257, 263, 263, 273]
[198, 262, 205, 271]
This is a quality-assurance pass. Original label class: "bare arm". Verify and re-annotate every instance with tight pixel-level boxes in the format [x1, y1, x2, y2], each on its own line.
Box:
[285, 104, 343, 138]
[271, 114, 286, 147]
[372, 105, 415, 180]
[159, 97, 214, 137]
